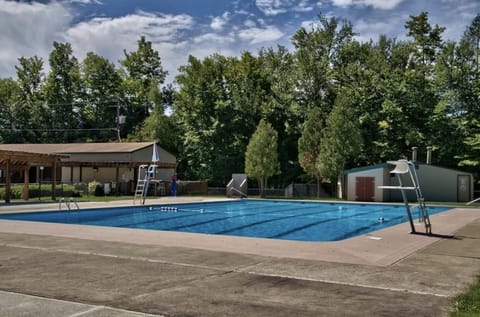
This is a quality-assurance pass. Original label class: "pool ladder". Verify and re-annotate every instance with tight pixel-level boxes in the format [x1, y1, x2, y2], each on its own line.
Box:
[59, 197, 80, 211]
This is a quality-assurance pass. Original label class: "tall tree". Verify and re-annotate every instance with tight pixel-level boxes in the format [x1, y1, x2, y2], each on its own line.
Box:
[442, 15, 480, 171]
[317, 91, 363, 197]
[120, 36, 167, 136]
[463, 13, 480, 71]
[130, 84, 181, 155]
[80, 52, 121, 141]
[298, 107, 324, 196]
[258, 46, 302, 184]
[405, 11, 446, 67]
[292, 14, 355, 117]
[13, 56, 45, 141]
[174, 54, 237, 183]
[43, 41, 81, 142]
[245, 120, 280, 196]
[0, 78, 21, 143]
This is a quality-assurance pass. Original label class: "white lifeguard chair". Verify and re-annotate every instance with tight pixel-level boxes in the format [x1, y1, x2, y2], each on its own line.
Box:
[133, 164, 159, 205]
[378, 160, 432, 234]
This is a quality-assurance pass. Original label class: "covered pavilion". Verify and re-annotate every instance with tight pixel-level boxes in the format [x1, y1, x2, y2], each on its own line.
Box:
[0, 149, 68, 203]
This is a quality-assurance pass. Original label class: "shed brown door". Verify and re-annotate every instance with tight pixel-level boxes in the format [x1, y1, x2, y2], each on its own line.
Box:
[355, 177, 375, 201]
[457, 175, 471, 202]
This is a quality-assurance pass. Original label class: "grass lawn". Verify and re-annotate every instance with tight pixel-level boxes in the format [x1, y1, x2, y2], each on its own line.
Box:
[451, 275, 480, 316]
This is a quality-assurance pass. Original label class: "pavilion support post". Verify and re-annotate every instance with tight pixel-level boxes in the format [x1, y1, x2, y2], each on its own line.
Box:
[51, 161, 57, 201]
[23, 167, 30, 200]
[5, 159, 11, 203]
[115, 167, 120, 195]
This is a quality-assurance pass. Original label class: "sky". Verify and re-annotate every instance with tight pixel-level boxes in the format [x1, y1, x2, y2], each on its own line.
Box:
[1, 0, 479, 84]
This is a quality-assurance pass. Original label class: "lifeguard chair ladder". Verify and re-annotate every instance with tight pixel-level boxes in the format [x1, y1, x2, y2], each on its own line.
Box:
[378, 160, 431, 234]
[133, 164, 157, 205]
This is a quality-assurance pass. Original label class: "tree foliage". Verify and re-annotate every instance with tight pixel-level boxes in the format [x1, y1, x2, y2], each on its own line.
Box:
[298, 107, 324, 196]
[1, 12, 479, 187]
[317, 91, 363, 186]
[245, 120, 280, 196]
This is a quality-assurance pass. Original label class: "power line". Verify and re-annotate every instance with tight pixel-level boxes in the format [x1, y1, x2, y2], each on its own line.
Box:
[0, 128, 116, 132]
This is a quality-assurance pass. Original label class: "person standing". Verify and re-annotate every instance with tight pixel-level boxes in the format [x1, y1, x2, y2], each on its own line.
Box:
[171, 173, 177, 196]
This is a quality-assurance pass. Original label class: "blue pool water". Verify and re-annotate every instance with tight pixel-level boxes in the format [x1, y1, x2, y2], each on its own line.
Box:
[0, 200, 450, 241]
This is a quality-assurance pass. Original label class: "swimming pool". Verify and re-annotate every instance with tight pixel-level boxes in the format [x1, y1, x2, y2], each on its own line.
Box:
[0, 200, 450, 241]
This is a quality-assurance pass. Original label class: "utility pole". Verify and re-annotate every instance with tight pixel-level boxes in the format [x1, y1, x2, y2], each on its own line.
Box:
[116, 100, 121, 142]
[116, 98, 126, 142]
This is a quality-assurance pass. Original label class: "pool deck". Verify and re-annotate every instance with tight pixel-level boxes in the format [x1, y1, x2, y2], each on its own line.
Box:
[0, 197, 479, 316]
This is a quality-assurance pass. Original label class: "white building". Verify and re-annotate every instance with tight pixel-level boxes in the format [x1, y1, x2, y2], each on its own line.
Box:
[0, 142, 176, 194]
[344, 162, 473, 202]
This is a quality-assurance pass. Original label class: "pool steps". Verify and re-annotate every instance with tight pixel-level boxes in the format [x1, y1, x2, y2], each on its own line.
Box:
[59, 198, 79, 211]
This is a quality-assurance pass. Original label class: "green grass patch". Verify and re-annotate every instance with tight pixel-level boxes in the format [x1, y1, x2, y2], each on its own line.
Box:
[451, 275, 480, 317]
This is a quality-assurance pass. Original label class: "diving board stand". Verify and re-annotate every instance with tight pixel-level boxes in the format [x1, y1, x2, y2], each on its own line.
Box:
[378, 160, 432, 234]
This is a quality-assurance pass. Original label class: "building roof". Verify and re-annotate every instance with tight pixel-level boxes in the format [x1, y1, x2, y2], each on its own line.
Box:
[0, 142, 154, 154]
[343, 163, 389, 175]
[344, 162, 473, 176]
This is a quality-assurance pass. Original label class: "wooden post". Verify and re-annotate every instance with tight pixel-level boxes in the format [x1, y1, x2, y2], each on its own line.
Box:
[5, 159, 11, 203]
[23, 166, 30, 200]
[115, 166, 120, 195]
[51, 161, 57, 201]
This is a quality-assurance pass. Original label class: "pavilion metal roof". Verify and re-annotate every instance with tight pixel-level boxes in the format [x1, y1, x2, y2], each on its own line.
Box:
[0, 142, 153, 154]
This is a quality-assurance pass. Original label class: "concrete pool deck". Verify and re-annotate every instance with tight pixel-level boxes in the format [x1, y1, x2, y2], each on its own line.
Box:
[0, 197, 479, 316]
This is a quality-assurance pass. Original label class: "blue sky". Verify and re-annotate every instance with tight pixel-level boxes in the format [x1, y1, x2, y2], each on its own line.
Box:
[1, 0, 479, 84]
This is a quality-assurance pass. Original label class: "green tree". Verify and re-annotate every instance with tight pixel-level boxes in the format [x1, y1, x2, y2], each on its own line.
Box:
[130, 84, 181, 155]
[298, 107, 324, 196]
[464, 13, 480, 71]
[120, 36, 167, 136]
[174, 54, 238, 183]
[292, 14, 355, 116]
[258, 46, 302, 184]
[405, 11, 446, 67]
[14, 56, 45, 141]
[43, 41, 81, 142]
[317, 92, 363, 197]
[0, 78, 21, 143]
[80, 52, 121, 141]
[441, 15, 480, 171]
[245, 120, 280, 196]
[175, 52, 281, 184]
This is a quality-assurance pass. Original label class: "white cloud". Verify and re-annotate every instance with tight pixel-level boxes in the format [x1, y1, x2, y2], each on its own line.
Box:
[353, 18, 401, 42]
[238, 25, 284, 44]
[255, 0, 288, 16]
[293, 0, 315, 12]
[330, 0, 405, 10]
[65, 11, 195, 82]
[67, 0, 103, 4]
[193, 33, 236, 44]
[210, 12, 230, 31]
[67, 11, 194, 51]
[244, 19, 257, 28]
[0, 1, 72, 77]
[255, 0, 316, 16]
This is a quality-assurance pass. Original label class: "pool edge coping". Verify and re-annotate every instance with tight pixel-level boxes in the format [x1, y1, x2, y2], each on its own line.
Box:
[0, 198, 478, 267]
